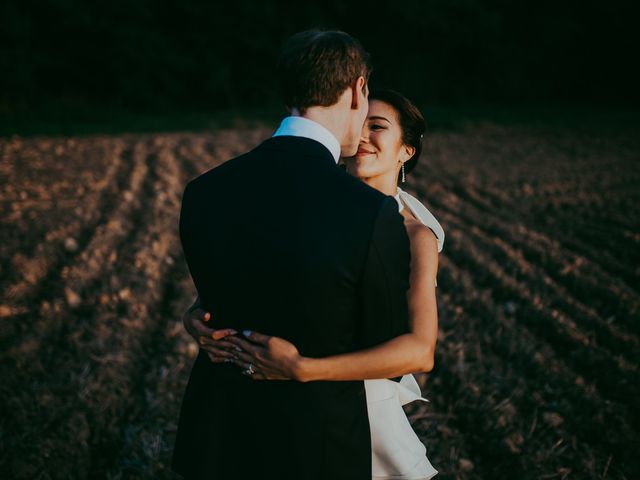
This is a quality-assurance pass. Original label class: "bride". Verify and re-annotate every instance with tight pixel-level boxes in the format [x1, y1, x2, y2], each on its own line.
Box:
[183, 89, 444, 480]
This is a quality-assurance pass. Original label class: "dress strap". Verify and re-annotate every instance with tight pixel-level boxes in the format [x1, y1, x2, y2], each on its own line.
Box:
[396, 187, 445, 253]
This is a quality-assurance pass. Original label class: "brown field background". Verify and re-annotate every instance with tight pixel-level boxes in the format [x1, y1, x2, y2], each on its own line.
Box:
[1, 122, 638, 479]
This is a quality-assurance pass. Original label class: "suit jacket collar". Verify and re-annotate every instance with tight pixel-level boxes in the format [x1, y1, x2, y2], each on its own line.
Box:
[258, 135, 338, 167]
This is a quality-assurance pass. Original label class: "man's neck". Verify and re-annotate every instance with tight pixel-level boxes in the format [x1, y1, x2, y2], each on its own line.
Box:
[296, 106, 347, 150]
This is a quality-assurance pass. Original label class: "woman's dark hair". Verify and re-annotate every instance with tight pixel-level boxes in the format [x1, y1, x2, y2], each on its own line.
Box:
[277, 30, 372, 114]
[369, 89, 426, 178]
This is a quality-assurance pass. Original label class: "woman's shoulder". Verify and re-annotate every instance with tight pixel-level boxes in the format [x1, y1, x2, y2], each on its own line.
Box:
[397, 188, 445, 253]
[405, 218, 438, 254]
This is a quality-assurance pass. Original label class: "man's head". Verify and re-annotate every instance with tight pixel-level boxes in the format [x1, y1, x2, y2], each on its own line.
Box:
[277, 30, 372, 156]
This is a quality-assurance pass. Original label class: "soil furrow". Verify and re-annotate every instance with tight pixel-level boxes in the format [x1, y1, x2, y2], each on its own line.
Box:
[427, 252, 635, 478]
[412, 177, 640, 336]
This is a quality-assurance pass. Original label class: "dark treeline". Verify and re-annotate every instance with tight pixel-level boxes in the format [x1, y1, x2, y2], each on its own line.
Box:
[1, 0, 637, 118]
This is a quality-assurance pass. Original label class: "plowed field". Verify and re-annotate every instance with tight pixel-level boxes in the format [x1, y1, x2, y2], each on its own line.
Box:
[1, 122, 638, 479]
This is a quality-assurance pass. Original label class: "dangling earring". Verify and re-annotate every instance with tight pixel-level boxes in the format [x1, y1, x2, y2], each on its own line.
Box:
[401, 163, 406, 183]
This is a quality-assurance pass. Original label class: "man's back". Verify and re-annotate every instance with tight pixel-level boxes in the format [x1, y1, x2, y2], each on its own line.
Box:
[172, 136, 411, 479]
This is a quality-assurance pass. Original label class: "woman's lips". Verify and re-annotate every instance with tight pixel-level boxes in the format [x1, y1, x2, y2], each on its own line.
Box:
[356, 149, 375, 156]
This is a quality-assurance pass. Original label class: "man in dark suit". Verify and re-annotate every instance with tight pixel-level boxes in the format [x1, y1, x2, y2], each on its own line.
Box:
[172, 29, 411, 480]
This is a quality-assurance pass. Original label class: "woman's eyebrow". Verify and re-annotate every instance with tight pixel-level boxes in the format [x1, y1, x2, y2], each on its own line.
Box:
[367, 116, 392, 124]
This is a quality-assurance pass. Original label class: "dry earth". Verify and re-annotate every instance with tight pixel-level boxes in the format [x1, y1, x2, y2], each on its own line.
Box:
[1, 122, 638, 479]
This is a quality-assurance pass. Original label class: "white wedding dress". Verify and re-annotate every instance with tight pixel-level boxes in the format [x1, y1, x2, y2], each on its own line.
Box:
[364, 187, 444, 480]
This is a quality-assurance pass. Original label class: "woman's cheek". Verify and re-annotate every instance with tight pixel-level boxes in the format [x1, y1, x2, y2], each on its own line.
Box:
[362, 155, 382, 173]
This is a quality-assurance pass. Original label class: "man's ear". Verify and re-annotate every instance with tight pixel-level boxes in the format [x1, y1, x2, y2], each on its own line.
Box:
[350, 76, 367, 110]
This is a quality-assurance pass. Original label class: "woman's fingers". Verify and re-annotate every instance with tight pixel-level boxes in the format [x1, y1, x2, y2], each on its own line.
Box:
[232, 349, 257, 365]
[232, 356, 265, 374]
[246, 368, 288, 381]
[225, 335, 261, 354]
[188, 309, 236, 340]
[191, 307, 209, 321]
[207, 352, 233, 363]
[200, 344, 235, 360]
[241, 330, 272, 346]
[200, 337, 265, 366]
[238, 361, 268, 380]
[231, 357, 290, 381]
[199, 337, 238, 352]
[184, 307, 238, 339]
[188, 311, 215, 337]
[211, 328, 238, 340]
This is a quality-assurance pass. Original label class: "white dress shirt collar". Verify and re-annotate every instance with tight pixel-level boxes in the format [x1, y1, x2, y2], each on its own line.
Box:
[272, 116, 341, 163]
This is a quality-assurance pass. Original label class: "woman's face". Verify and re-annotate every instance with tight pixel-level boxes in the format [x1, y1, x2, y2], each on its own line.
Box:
[343, 99, 411, 180]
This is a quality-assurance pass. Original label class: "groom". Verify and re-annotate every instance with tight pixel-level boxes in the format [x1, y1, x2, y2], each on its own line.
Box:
[172, 30, 411, 480]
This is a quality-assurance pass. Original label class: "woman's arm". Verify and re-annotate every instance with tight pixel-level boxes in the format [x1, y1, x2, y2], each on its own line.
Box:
[227, 224, 439, 381]
[301, 223, 438, 380]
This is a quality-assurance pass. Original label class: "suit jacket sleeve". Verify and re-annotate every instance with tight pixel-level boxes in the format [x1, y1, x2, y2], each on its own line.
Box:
[357, 196, 412, 349]
[179, 180, 200, 291]
[179, 181, 193, 261]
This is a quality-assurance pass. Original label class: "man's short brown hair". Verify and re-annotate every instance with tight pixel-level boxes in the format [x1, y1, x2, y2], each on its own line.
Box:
[277, 30, 372, 113]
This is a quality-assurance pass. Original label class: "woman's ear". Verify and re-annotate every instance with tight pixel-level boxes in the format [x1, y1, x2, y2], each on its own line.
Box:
[400, 144, 416, 163]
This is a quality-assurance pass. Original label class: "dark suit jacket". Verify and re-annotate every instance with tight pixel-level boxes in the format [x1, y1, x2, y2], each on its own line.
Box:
[172, 135, 411, 480]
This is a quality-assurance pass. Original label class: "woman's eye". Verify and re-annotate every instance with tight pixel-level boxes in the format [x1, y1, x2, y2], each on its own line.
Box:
[370, 124, 385, 131]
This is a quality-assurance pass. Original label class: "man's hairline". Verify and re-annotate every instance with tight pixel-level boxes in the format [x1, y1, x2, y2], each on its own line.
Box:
[286, 75, 370, 114]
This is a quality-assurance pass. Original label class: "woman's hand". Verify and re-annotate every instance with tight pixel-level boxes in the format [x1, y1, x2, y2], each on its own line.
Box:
[225, 331, 305, 381]
[182, 305, 238, 363]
